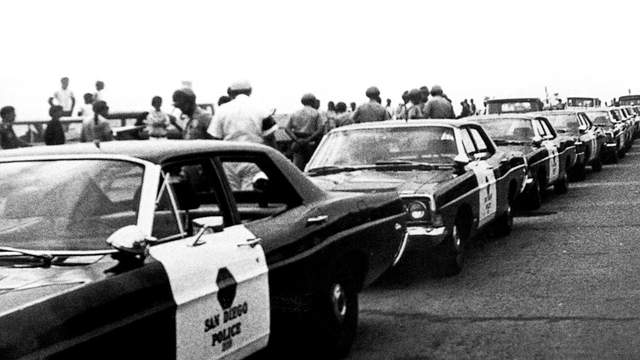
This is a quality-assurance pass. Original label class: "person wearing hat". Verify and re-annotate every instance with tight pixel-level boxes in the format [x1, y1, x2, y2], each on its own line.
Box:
[172, 87, 212, 139]
[285, 93, 325, 169]
[423, 85, 455, 119]
[207, 80, 277, 146]
[352, 86, 391, 123]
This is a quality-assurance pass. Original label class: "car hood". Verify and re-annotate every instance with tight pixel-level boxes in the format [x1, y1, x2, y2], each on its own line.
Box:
[0, 257, 113, 315]
[308, 169, 453, 195]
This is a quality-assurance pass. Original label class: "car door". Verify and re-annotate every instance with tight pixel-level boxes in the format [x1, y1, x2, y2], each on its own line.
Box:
[532, 118, 560, 185]
[149, 158, 270, 360]
[464, 126, 498, 228]
[579, 113, 600, 161]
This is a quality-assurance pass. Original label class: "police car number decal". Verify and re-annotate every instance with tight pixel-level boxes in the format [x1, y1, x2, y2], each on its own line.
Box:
[544, 142, 560, 183]
[470, 161, 497, 226]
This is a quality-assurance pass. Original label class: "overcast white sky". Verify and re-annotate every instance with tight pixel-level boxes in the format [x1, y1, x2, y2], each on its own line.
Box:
[1, 0, 639, 119]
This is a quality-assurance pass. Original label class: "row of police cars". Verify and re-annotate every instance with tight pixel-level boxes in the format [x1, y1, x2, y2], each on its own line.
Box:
[1, 98, 639, 359]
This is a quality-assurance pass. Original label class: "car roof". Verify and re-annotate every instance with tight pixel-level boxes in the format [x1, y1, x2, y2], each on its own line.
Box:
[485, 98, 542, 103]
[0, 140, 274, 164]
[328, 119, 475, 132]
[467, 114, 538, 122]
[528, 110, 582, 116]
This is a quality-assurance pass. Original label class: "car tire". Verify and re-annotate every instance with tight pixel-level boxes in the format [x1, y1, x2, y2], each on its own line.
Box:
[570, 163, 586, 181]
[493, 204, 513, 237]
[527, 179, 542, 210]
[434, 220, 466, 277]
[554, 172, 569, 194]
[312, 264, 359, 358]
[591, 157, 603, 172]
[610, 148, 619, 164]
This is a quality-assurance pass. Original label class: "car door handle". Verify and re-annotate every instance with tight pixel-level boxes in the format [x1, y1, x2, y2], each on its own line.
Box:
[238, 238, 262, 248]
[307, 215, 328, 225]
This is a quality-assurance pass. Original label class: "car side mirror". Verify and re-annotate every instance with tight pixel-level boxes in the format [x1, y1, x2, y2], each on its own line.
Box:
[106, 225, 152, 257]
[531, 136, 543, 147]
[453, 154, 470, 175]
[191, 216, 224, 246]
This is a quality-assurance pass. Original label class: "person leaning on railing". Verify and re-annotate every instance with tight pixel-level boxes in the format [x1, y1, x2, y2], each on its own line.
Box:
[80, 101, 113, 143]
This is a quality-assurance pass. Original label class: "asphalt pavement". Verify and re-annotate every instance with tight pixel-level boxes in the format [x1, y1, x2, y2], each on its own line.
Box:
[349, 149, 640, 359]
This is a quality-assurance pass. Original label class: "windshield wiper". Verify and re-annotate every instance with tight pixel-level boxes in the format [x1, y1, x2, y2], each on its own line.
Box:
[0, 246, 54, 267]
[306, 165, 371, 175]
[493, 139, 528, 145]
[374, 160, 452, 170]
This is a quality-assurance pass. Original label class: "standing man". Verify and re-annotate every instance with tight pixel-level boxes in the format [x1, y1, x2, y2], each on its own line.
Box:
[352, 86, 391, 123]
[0, 106, 30, 149]
[457, 99, 471, 118]
[423, 85, 455, 119]
[208, 80, 277, 146]
[286, 93, 324, 169]
[172, 88, 212, 139]
[49, 77, 75, 117]
[94, 81, 106, 102]
[469, 99, 477, 115]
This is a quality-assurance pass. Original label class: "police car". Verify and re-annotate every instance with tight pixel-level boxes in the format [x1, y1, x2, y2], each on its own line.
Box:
[473, 115, 577, 209]
[530, 110, 605, 180]
[306, 120, 527, 276]
[0, 141, 407, 359]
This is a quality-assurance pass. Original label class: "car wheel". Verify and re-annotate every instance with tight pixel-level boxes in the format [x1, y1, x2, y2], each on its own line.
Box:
[434, 220, 466, 277]
[610, 148, 619, 164]
[312, 264, 358, 358]
[493, 204, 513, 237]
[554, 172, 569, 194]
[591, 156, 603, 172]
[570, 163, 586, 181]
[527, 179, 542, 210]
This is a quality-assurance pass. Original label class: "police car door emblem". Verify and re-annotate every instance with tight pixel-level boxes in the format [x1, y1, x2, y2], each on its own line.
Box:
[216, 267, 237, 309]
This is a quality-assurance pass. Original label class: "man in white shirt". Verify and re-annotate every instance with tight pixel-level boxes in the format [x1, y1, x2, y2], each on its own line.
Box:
[207, 80, 277, 147]
[48, 77, 75, 116]
[94, 81, 106, 102]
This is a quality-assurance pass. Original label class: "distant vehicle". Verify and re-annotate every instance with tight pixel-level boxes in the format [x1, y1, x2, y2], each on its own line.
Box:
[566, 97, 601, 108]
[485, 98, 545, 114]
[306, 120, 527, 276]
[618, 95, 640, 106]
[472, 114, 576, 209]
[530, 110, 605, 179]
[584, 108, 630, 163]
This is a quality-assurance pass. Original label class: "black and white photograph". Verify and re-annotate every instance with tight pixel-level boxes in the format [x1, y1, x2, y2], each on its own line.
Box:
[1, 0, 640, 359]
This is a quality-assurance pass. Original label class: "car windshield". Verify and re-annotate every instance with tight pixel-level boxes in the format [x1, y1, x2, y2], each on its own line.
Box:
[544, 114, 580, 134]
[0, 160, 144, 251]
[587, 112, 613, 126]
[475, 118, 534, 141]
[487, 101, 539, 114]
[567, 98, 595, 107]
[307, 126, 459, 169]
[619, 97, 640, 105]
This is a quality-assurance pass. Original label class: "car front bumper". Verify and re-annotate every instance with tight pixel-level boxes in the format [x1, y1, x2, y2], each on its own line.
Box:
[405, 225, 448, 247]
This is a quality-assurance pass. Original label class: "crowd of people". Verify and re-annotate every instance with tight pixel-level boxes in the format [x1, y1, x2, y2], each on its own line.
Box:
[0, 77, 482, 170]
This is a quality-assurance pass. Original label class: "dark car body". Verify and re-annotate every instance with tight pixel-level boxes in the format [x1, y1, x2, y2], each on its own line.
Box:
[0, 141, 406, 360]
[485, 98, 545, 114]
[471, 115, 576, 208]
[584, 109, 630, 163]
[305, 120, 527, 276]
[608, 107, 636, 150]
[530, 110, 605, 177]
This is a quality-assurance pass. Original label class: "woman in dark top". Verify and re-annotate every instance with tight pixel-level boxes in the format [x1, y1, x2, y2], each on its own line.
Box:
[44, 105, 66, 145]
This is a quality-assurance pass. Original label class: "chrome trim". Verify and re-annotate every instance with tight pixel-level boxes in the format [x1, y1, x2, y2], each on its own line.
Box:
[392, 232, 409, 266]
[407, 226, 446, 237]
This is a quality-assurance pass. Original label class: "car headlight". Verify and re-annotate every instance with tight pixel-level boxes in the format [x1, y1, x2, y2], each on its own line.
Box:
[408, 201, 427, 220]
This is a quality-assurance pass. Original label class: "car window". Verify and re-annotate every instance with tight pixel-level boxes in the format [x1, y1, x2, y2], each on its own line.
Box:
[460, 128, 477, 156]
[0, 160, 144, 251]
[532, 119, 547, 137]
[468, 127, 493, 159]
[153, 158, 228, 240]
[539, 120, 555, 139]
[218, 154, 302, 222]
